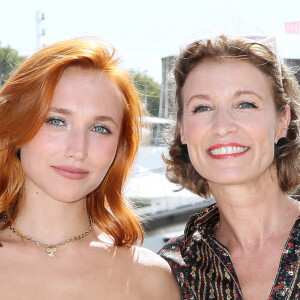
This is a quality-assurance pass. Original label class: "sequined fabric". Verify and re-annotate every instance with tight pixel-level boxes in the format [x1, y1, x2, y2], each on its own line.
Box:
[158, 204, 300, 300]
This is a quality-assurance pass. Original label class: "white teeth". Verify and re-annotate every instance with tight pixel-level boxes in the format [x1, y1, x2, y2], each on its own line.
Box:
[210, 146, 248, 156]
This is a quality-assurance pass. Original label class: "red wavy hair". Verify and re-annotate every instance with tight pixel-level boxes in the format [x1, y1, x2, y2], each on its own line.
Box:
[0, 38, 144, 246]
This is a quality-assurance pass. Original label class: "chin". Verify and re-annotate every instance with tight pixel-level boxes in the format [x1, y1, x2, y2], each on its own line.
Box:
[48, 189, 90, 203]
[208, 178, 247, 186]
[203, 170, 251, 186]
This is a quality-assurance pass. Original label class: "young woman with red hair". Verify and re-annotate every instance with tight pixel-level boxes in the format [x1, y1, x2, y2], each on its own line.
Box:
[0, 38, 180, 299]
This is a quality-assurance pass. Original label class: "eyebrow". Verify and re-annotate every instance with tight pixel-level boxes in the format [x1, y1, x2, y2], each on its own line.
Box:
[187, 94, 210, 105]
[49, 107, 119, 126]
[49, 107, 72, 115]
[234, 90, 263, 100]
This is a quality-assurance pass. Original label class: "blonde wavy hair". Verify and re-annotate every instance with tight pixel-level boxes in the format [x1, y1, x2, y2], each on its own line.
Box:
[165, 35, 300, 198]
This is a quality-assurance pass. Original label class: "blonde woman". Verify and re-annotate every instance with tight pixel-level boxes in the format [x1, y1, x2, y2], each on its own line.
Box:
[159, 35, 300, 300]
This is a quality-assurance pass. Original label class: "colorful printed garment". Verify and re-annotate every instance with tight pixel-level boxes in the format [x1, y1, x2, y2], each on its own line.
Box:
[158, 204, 300, 300]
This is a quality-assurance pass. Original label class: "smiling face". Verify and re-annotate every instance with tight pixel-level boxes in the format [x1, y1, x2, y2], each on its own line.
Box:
[180, 59, 290, 187]
[20, 67, 123, 203]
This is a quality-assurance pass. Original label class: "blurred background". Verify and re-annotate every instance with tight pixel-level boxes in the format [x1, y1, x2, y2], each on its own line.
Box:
[1, 0, 300, 251]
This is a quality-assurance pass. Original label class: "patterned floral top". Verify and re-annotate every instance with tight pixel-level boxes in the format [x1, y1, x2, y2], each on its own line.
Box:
[158, 204, 300, 300]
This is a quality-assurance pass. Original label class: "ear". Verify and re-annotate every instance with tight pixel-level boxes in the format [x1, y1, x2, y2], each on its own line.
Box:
[276, 105, 291, 141]
[179, 121, 187, 144]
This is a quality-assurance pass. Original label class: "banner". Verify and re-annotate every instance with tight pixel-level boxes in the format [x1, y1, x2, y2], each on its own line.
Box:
[285, 21, 300, 34]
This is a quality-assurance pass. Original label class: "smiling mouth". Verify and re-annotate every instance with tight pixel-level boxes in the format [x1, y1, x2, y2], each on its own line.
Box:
[209, 146, 249, 156]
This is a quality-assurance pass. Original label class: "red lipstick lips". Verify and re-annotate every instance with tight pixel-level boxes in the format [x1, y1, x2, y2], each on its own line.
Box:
[51, 166, 89, 180]
[207, 143, 249, 159]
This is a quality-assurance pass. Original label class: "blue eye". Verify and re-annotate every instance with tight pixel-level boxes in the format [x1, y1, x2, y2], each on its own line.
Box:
[92, 125, 111, 135]
[238, 102, 257, 109]
[193, 105, 212, 113]
[45, 118, 65, 127]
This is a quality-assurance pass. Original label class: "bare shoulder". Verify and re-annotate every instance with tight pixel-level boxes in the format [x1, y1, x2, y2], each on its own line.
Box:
[87, 235, 181, 299]
[126, 246, 181, 300]
[133, 245, 170, 266]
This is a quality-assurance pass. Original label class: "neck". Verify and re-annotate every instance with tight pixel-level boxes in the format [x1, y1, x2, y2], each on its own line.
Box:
[13, 194, 91, 245]
[210, 172, 299, 252]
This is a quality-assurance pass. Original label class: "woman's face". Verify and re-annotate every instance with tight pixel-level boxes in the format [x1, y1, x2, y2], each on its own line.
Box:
[21, 67, 123, 203]
[180, 59, 290, 187]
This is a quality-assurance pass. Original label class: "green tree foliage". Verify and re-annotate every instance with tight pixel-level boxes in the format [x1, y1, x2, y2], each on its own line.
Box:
[131, 70, 161, 117]
[0, 43, 26, 87]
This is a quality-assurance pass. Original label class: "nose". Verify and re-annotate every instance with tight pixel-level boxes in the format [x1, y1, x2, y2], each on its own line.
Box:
[211, 106, 238, 137]
[65, 127, 88, 161]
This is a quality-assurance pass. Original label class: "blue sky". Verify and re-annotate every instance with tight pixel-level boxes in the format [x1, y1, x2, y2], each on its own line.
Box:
[1, 0, 300, 82]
